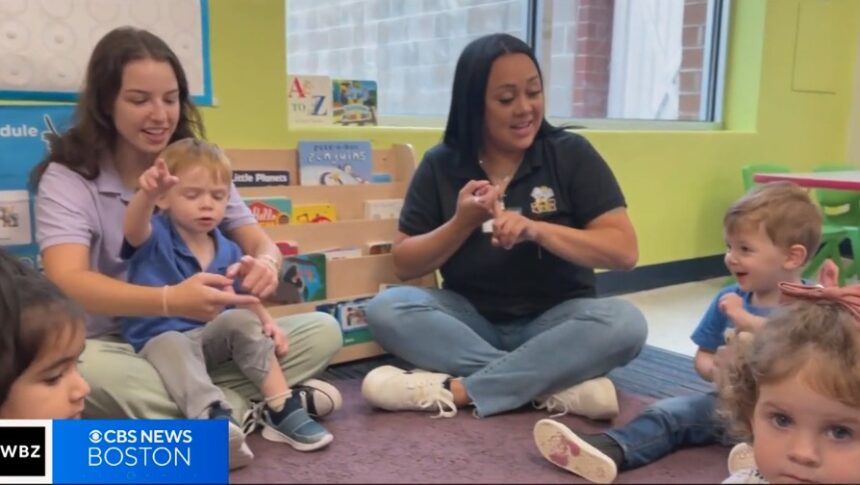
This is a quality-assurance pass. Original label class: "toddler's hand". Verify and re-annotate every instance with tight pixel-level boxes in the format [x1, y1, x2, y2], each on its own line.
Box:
[138, 158, 179, 197]
[718, 293, 743, 319]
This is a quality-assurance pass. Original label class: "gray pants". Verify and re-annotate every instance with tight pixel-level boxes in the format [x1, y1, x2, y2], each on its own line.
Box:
[366, 287, 648, 417]
[140, 309, 276, 419]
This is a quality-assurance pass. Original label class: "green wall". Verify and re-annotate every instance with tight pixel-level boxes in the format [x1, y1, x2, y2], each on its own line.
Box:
[177, 0, 860, 266]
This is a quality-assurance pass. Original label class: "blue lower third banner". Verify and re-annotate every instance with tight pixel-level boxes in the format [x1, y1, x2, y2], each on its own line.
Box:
[0, 420, 228, 484]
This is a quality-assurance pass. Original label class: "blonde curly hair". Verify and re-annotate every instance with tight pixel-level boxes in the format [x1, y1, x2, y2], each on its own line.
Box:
[717, 300, 860, 441]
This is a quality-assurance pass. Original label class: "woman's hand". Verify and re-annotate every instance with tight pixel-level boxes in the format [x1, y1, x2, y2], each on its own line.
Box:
[491, 204, 539, 250]
[453, 180, 497, 229]
[167, 273, 260, 322]
[226, 255, 279, 298]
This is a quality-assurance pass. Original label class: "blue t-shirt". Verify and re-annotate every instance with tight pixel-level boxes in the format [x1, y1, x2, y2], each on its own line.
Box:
[690, 284, 775, 352]
[120, 213, 243, 351]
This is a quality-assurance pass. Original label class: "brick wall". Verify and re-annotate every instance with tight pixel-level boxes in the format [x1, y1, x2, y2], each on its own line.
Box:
[570, 0, 614, 118]
[679, 0, 708, 120]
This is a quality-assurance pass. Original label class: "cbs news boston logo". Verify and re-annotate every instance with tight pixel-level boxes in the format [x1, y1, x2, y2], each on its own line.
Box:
[0, 420, 227, 484]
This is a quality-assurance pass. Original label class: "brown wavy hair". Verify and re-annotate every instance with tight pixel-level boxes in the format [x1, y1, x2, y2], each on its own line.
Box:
[30, 26, 204, 187]
[718, 300, 860, 441]
[723, 181, 821, 263]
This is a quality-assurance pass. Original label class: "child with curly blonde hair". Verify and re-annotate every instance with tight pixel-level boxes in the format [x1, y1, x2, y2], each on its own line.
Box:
[718, 282, 860, 483]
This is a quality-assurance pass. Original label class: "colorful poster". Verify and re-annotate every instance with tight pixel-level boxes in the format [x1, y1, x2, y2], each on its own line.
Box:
[0, 106, 74, 270]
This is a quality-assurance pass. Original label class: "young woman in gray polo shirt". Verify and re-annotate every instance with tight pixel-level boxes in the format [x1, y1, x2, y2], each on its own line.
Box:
[361, 33, 648, 419]
[29, 27, 342, 426]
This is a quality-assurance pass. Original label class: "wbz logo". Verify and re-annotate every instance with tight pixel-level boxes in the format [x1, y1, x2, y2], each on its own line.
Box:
[0, 420, 51, 484]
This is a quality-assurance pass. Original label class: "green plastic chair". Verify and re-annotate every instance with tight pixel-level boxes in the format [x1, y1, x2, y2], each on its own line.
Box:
[741, 163, 791, 192]
[805, 164, 860, 284]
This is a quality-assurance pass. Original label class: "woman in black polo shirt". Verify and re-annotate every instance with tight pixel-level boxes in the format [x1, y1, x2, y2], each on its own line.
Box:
[362, 33, 648, 419]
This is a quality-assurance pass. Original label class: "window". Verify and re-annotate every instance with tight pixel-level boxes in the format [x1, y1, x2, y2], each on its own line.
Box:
[286, 0, 727, 123]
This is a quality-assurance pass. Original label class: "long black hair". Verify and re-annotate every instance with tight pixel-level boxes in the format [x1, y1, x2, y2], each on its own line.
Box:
[0, 250, 85, 404]
[443, 33, 561, 166]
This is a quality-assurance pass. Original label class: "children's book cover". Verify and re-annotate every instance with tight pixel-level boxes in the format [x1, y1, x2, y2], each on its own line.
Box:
[293, 203, 337, 223]
[364, 199, 404, 220]
[275, 240, 299, 257]
[297, 141, 372, 186]
[332, 79, 377, 126]
[271, 253, 327, 304]
[244, 197, 292, 226]
[287, 74, 332, 126]
[233, 170, 291, 187]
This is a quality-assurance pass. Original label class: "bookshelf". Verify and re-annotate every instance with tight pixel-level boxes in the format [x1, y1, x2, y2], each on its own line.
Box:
[226, 144, 436, 364]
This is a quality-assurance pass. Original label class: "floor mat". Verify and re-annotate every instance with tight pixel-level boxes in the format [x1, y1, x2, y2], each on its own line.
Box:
[323, 344, 711, 400]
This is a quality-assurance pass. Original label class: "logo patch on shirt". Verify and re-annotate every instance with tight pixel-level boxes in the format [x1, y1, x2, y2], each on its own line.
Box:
[530, 186, 557, 214]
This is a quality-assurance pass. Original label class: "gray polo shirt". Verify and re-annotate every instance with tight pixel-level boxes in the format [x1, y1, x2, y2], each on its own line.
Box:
[35, 160, 256, 338]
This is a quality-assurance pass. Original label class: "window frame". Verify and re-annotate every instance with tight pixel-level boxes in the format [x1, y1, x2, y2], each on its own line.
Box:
[287, 0, 732, 131]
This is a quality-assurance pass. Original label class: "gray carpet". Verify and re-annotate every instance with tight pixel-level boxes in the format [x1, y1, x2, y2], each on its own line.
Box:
[230, 346, 728, 483]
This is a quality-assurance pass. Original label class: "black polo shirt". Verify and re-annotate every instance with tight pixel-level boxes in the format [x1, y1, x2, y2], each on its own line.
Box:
[399, 130, 627, 322]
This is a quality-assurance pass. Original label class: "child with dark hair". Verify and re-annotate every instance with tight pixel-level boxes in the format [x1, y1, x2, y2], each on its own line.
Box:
[0, 249, 90, 419]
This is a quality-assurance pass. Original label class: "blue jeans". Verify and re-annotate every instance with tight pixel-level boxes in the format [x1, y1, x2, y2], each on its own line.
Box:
[365, 286, 648, 417]
[606, 392, 723, 470]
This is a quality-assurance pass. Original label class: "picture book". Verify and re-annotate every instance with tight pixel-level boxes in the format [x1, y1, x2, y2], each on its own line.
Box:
[270, 253, 327, 304]
[244, 197, 292, 226]
[320, 246, 362, 261]
[275, 240, 299, 257]
[297, 140, 372, 186]
[364, 199, 404, 220]
[331, 79, 377, 126]
[367, 241, 393, 255]
[314, 299, 374, 346]
[287, 74, 333, 126]
[232, 170, 290, 187]
[337, 296, 372, 331]
[293, 203, 337, 223]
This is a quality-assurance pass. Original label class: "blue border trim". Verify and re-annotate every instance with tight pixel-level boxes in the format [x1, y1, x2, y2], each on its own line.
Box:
[197, 0, 214, 106]
[0, 0, 214, 106]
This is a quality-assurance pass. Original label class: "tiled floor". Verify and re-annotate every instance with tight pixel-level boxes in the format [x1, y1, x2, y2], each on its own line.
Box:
[620, 277, 727, 357]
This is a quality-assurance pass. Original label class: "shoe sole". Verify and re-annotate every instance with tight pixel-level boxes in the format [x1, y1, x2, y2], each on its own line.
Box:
[228, 423, 254, 470]
[299, 378, 343, 418]
[261, 425, 334, 452]
[727, 442, 756, 474]
[533, 419, 617, 484]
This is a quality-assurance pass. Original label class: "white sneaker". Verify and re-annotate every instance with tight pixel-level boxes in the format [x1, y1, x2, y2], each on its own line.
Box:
[361, 365, 457, 418]
[533, 419, 617, 484]
[228, 421, 254, 470]
[728, 442, 756, 474]
[294, 378, 343, 419]
[536, 377, 619, 420]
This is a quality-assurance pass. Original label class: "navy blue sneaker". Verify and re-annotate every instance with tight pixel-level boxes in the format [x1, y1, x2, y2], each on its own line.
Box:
[209, 402, 254, 469]
[260, 390, 333, 451]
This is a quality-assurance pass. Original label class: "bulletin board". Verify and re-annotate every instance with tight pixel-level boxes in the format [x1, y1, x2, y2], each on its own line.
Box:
[0, 105, 75, 269]
[0, 0, 212, 105]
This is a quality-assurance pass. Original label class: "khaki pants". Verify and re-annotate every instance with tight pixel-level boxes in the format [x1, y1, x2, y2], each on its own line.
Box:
[81, 311, 342, 419]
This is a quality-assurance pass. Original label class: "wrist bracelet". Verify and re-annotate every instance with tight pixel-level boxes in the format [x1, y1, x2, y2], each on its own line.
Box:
[259, 254, 281, 273]
[162, 285, 171, 316]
